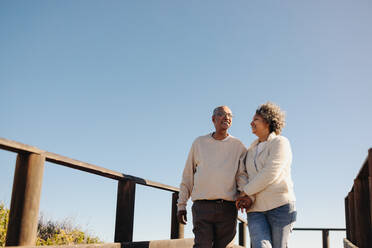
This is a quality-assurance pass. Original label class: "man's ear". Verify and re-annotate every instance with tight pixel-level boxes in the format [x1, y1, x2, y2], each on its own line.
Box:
[212, 115, 216, 123]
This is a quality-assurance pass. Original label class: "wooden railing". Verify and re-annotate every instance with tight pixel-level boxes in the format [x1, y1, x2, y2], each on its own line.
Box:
[344, 148, 372, 248]
[0, 137, 248, 247]
[293, 228, 346, 248]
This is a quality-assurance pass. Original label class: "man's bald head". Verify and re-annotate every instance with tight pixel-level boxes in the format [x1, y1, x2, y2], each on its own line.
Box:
[212, 106, 232, 117]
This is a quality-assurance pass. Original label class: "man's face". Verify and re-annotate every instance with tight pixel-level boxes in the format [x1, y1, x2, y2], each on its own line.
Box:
[212, 106, 233, 131]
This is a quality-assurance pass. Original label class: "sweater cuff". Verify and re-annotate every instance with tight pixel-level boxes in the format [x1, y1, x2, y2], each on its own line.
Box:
[238, 191, 247, 197]
[239, 191, 255, 203]
[243, 184, 252, 197]
[177, 204, 187, 211]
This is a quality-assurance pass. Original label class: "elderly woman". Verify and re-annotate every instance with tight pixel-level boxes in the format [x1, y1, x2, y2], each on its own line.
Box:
[236, 102, 296, 248]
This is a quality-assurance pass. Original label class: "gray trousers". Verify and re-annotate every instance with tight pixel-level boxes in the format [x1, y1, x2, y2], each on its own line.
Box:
[192, 200, 238, 248]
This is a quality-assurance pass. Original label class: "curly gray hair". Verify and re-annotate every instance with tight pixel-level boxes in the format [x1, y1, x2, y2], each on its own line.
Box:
[256, 102, 285, 134]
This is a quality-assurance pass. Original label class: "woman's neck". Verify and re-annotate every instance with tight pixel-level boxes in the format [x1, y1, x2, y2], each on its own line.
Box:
[257, 132, 269, 142]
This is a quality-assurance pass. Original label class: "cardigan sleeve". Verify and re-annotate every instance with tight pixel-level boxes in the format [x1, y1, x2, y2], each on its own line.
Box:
[243, 136, 292, 196]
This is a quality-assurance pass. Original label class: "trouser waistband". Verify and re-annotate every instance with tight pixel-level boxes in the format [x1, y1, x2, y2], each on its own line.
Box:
[195, 199, 235, 204]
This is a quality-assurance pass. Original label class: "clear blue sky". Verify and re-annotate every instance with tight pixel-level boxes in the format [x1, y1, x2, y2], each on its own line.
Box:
[1, 1, 371, 247]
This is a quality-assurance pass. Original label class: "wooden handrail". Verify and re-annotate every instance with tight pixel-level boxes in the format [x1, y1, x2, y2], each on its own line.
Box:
[45, 151, 179, 192]
[1, 137, 248, 247]
[293, 228, 345, 231]
[0, 137, 178, 192]
[237, 215, 246, 224]
[0, 137, 44, 154]
[293, 228, 346, 248]
[2, 136, 354, 248]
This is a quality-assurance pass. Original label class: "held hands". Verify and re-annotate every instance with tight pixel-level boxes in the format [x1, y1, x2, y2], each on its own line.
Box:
[235, 195, 253, 213]
[177, 210, 187, 225]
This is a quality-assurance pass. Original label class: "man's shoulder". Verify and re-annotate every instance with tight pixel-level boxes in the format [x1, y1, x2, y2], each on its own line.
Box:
[228, 134, 242, 142]
[228, 135, 246, 147]
[193, 133, 212, 143]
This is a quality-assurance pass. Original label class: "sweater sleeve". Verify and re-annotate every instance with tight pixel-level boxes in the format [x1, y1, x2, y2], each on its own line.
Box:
[177, 141, 196, 211]
[243, 137, 291, 196]
[236, 151, 249, 192]
[236, 150, 256, 202]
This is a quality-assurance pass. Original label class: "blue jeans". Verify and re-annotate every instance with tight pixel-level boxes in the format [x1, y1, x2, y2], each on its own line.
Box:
[247, 203, 297, 248]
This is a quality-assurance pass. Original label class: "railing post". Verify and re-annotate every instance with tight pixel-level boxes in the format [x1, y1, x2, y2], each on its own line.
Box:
[368, 148, 372, 237]
[238, 221, 247, 247]
[170, 192, 184, 239]
[347, 191, 355, 244]
[115, 179, 136, 242]
[6, 153, 45, 246]
[322, 229, 329, 248]
[354, 178, 372, 247]
[345, 196, 351, 241]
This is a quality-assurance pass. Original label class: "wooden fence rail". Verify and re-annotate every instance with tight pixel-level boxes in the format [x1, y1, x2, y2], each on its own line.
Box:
[1, 137, 350, 247]
[0, 137, 248, 247]
[292, 228, 346, 248]
[344, 148, 372, 248]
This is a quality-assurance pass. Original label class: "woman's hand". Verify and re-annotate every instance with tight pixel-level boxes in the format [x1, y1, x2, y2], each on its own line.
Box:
[236, 195, 253, 213]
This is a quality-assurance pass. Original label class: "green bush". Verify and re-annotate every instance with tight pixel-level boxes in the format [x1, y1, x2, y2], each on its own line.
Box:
[0, 203, 9, 246]
[0, 203, 101, 246]
[36, 215, 101, 245]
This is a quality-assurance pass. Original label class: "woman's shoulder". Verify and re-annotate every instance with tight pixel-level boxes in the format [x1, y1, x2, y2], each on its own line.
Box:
[272, 134, 288, 141]
[268, 134, 290, 147]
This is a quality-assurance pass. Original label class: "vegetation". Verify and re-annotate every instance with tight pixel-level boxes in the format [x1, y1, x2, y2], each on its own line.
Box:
[0, 203, 9, 246]
[0, 203, 101, 246]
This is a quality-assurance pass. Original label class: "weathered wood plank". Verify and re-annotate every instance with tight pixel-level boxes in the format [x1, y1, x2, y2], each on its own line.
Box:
[368, 148, 372, 178]
[123, 239, 194, 248]
[238, 222, 247, 247]
[369, 177, 372, 238]
[45, 152, 124, 180]
[237, 215, 247, 224]
[170, 192, 184, 239]
[353, 178, 372, 248]
[292, 228, 345, 231]
[4, 243, 121, 248]
[368, 149, 372, 235]
[6, 153, 45, 246]
[343, 238, 359, 248]
[322, 229, 329, 248]
[348, 191, 356, 244]
[0, 137, 179, 192]
[345, 196, 351, 240]
[46, 152, 179, 192]
[115, 180, 136, 242]
[0, 137, 43, 154]
[123, 174, 179, 192]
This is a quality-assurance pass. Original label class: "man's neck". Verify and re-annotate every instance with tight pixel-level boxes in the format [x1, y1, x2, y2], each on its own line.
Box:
[212, 130, 229, 140]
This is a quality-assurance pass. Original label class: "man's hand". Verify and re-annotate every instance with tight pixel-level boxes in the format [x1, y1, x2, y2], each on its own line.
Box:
[177, 210, 187, 225]
[236, 196, 253, 213]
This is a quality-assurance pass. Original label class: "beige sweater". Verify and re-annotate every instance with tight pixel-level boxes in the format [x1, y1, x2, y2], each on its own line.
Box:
[236, 132, 296, 212]
[177, 133, 247, 211]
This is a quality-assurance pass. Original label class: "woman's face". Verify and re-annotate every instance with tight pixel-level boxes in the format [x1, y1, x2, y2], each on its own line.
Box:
[251, 114, 270, 138]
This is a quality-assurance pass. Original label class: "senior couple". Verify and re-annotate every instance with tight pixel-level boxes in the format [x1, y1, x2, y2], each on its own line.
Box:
[177, 102, 296, 248]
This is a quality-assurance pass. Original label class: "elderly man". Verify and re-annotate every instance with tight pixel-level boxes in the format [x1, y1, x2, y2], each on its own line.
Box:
[177, 106, 247, 248]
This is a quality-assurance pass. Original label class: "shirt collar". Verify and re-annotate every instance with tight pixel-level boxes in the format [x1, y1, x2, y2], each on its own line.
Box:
[250, 132, 277, 148]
